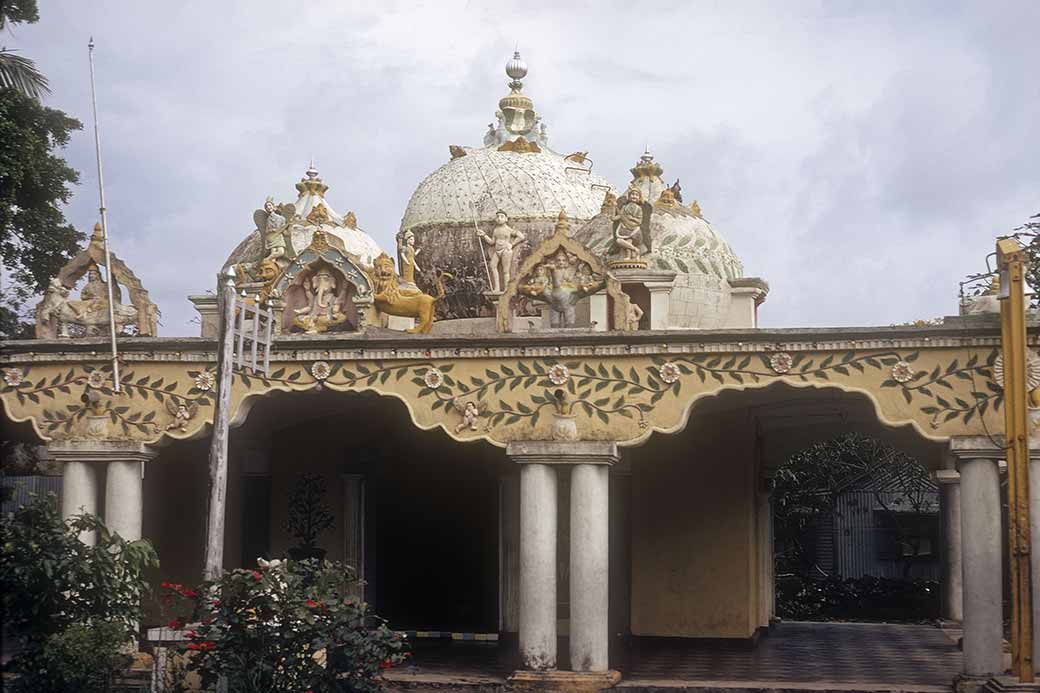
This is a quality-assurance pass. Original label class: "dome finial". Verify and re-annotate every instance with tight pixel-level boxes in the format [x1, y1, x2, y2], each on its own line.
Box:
[506, 49, 527, 92]
[306, 157, 319, 179]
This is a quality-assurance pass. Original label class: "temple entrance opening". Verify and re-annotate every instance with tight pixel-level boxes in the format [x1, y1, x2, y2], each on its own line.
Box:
[141, 390, 507, 635]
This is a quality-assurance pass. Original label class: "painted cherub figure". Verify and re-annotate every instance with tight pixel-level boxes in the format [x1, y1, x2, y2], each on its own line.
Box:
[452, 398, 487, 433]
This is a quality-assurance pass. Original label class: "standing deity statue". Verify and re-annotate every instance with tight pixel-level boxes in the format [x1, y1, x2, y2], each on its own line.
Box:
[610, 187, 653, 263]
[253, 197, 295, 266]
[476, 210, 526, 293]
[399, 230, 421, 287]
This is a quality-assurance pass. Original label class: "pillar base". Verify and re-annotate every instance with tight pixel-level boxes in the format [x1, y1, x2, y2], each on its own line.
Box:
[983, 675, 1040, 693]
[508, 669, 621, 692]
[955, 675, 992, 693]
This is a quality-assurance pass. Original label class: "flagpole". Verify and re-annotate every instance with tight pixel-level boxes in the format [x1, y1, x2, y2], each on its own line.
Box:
[87, 37, 121, 392]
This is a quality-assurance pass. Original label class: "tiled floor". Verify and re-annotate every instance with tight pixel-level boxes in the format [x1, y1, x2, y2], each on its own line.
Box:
[623, 622, 962, 688]
[388, 622, 963, 690]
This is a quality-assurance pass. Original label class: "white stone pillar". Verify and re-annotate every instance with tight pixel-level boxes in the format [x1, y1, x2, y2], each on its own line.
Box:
[570, 463, 610, 672]
[61, 461, 100, 545]
[508, 441, 620, 685]
[519, 462, 557, 670]
[105, 460, 144, 541]
[646, 283, 673, 330]
[50, 442, 158, 544]
[955, 444, 1003, 679]
[589, 292, 609, 332]
[935, 469, 963, 622]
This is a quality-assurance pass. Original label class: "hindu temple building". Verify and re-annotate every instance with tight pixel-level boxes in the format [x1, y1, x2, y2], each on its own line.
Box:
[1, 52, 1034, 690]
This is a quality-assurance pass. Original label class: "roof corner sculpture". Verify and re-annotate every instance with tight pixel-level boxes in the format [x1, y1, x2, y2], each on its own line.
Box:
[363, 252, 451, 334]
[35, 223, 158, 339]
[496, 211, 630, 332]
[609, 186, 654, 270]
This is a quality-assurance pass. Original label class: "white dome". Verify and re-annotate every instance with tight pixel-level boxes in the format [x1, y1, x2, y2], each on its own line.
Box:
[400, 146, 616, 234]
[224, 167, 384, 271]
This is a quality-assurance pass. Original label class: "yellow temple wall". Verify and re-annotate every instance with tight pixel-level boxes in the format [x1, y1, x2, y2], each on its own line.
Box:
[629, 409, 758, 638]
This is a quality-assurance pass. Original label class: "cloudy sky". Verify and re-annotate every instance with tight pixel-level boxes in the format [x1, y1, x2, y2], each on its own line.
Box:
[11, 1, 1039, 335]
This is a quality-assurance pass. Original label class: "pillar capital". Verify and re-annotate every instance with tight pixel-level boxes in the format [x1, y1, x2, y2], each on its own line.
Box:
[49, 440, 159, 464]
[934, 469, 961, 485]
[507, 441, 618, 466]
[948, 436, 1005, 468]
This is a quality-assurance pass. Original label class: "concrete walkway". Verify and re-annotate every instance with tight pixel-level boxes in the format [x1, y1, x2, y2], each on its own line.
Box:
[384, 622, 963, 692]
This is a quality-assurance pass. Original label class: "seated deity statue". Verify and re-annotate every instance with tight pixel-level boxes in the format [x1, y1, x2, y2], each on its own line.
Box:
[518, 250, 604, 328]
[38, 269, 139, 337]
[292, 268, 349, 334]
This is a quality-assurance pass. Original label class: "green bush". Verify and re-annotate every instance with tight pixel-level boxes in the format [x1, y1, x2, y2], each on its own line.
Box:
[0, 495, 158, 691]
[30, 621, 133, 692]
[163, 559, 407, 693]
[776, 574, 940, 622]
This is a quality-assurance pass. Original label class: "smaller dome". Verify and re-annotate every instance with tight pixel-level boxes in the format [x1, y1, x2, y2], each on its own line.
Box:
[224, 167, 383, 273]
[573, 153, 745, 329]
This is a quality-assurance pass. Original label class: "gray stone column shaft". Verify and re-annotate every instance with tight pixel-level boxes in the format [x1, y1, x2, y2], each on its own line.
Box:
[959, 456, 1003, 677]
[570, 464, 609, 672]
[500, 474, 521, 634]
[62, 461, 100, 545]
[520, 463, 557, 670]
[105, 460, 144, 541]
[342, 474, 365, 599]
[939, 473, 964, 622]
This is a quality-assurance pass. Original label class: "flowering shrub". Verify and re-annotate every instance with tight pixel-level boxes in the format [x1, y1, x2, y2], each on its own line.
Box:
[163, 559, 407, 693]
[0, 495, 158, 692]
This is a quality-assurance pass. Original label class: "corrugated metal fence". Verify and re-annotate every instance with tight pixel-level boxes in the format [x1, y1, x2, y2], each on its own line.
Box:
[1, 475, 62, 514]
[830, 488, 941, 580]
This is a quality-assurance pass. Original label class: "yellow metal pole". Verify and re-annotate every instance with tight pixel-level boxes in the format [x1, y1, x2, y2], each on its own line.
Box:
[998, 237, 1034, 681]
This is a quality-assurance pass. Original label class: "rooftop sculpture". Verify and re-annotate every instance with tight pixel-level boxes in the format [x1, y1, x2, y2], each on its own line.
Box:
[35, 223, 158, 339]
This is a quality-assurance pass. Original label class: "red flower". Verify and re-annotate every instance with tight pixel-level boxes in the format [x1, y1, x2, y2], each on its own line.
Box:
[181, 588, 198, 598]
[160, 581, 172, 589]
[251, 570, 262, 581]
[186, 640, 216, 652]
[379, 658, 393, 669]
[167, 618, 181, 629]
[305, 599, 319, 608]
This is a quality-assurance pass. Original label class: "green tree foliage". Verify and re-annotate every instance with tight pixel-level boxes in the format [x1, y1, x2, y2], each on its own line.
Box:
[285, 473, 335, 549]
[163, 560, 407, 693]
[0, 87, 83, 337]
[0, 495, 159, 691]
[0, 1, 49, 99]
[772, 433, 933, 577]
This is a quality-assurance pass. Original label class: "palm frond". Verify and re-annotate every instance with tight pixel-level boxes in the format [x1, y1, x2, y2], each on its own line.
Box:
[0, 48, 49, 99]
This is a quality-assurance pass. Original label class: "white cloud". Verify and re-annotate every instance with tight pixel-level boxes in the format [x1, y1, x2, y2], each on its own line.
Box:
[13, 0, 1040, 333]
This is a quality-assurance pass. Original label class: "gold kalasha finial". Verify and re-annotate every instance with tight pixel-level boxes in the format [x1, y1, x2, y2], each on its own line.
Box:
[555, 209, 570, 235]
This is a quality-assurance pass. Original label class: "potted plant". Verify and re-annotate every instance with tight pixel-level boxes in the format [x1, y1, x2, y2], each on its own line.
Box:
[284, 474, 334, 561]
